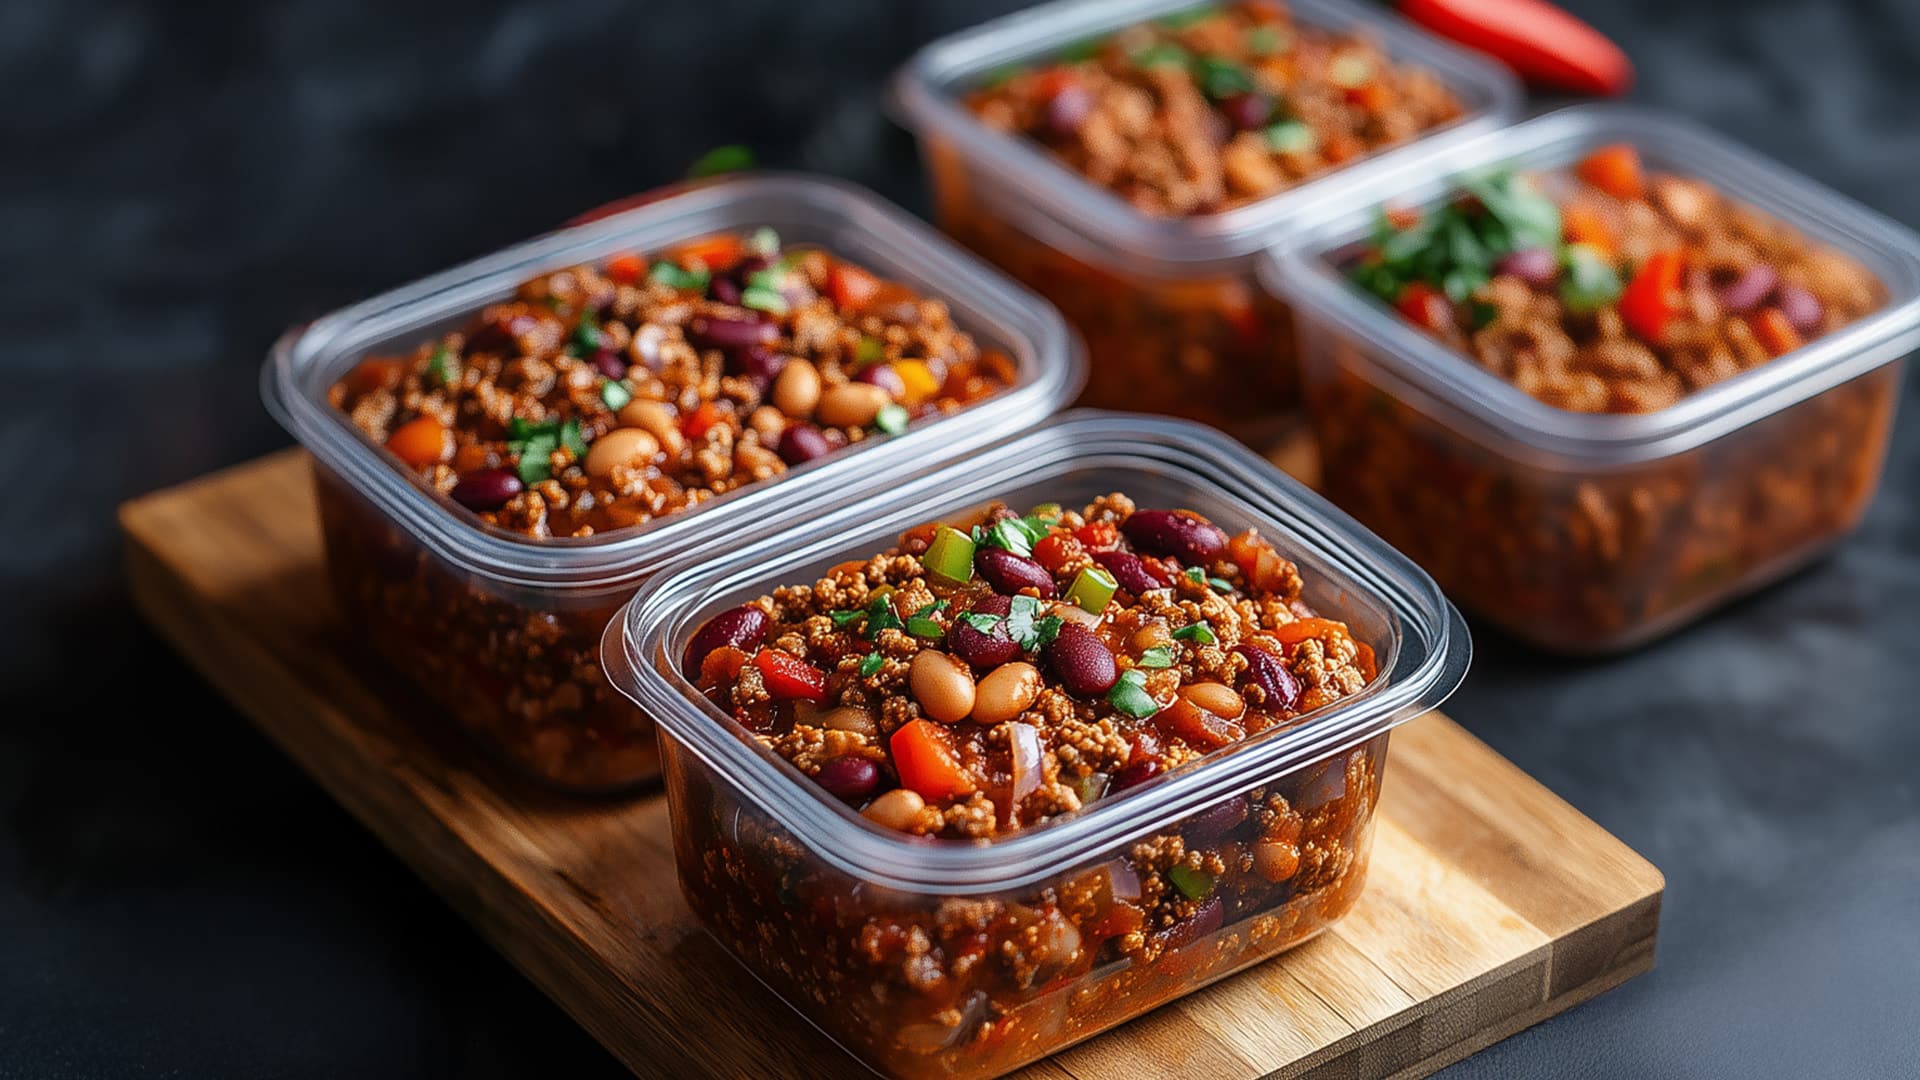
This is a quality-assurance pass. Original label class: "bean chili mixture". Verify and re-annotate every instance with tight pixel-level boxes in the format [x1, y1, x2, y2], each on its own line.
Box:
[332, 229, 1014, 538]
[676, 494, 1382, 1072]
[320, 230, 1015, 789]
[937, 1, 1467, 430]
[1311, 145, 1896, 648]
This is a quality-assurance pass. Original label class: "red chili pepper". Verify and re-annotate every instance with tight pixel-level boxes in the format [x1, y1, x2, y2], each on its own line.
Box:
[751, 649, 827, 703]
[1619, 250, 1685, 343]
[1398, 0, 1633, 97]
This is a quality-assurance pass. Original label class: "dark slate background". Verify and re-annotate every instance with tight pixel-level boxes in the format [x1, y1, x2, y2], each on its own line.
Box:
[4, 1, 1916, 1076]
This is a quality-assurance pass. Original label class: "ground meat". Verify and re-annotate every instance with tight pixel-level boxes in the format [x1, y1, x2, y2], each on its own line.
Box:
[670, 493, 1389, 1075]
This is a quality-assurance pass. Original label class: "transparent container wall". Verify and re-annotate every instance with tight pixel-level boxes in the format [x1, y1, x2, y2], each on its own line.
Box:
[1296, 322, 1905, 651]
[270, 176, 1080, 792]
[664, 721, 1387, 1079]
[898, 0, 1520, 435]
[313, 463, 657, 790]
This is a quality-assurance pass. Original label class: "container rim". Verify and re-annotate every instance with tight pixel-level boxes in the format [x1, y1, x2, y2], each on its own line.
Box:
[607, 411, 1470, 894]
[888, 0, 1522, 273]
[261, 173, 1084, 592]
[1261, 105, 1920, 466]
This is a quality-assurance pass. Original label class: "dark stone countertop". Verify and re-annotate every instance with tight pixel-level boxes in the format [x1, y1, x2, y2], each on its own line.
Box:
[3, 1, 1915, 1076]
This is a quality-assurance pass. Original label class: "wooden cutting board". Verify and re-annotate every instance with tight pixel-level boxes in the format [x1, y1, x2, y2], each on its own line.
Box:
[119, 449, 1662, 1080]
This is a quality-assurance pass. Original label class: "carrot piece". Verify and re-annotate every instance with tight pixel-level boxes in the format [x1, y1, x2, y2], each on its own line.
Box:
[670, 234, 744, 273]
[1272, 617, 1354, 647]
[828, 262, 883, 310]
[1576, 143, 1644, 200]
[1561, 204, 1614, 254]
[604, 252, 646, 285]
[1752, 308, 1803, 357]
[385, 416, 450, 469]
[891, 720, 976, 801]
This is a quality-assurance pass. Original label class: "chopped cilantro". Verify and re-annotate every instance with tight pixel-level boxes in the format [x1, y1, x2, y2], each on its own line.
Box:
[648, 262, 711, 292]
[959, 612, 1003, 634]
[567, 309, 601, 356]
[905, 616, 944, 639]
[1003, 595, 1063, 651]
[426, 344, 455, 388]
[1172, 621, 1216, 644]
[981, 516, 1051, 558]
[559, 418, 588, 459]
[863, 593, 903, 639]
[505, 415, 585, 485]
[1191, 55, 1255, 99]
[858, 652, 885, 677]
[1560, 243, 1623, 313]
[830, 609, 864, 628]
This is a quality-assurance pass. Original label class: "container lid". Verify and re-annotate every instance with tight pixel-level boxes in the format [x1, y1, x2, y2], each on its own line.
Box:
[605, 411, 1470, 894]
[889, 0, 1521, 275]
[262, 174, 1085, 592]
[1262, 105, 1920, 467]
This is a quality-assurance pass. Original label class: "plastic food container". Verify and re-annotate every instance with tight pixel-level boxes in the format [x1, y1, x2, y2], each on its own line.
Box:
[604, 412, 1468, 1078]
[890, 0, 1519, 435]
[1264, 106, 1920, 652]
[262, 175, 1083, 792]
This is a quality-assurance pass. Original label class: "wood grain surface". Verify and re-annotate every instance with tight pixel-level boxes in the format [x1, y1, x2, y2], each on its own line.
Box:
[120, 449, 1662, 1079]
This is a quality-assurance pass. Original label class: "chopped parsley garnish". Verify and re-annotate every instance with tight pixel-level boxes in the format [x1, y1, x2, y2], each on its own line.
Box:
[600, 379, 632, 411]
[1353, 169, 1562, 308]
[426, 344, 456, 388]
[863, 593, 903, 638]
[648, 262, 711, 293]
[1003, 595, 1063, 651]
[858, 652, 885, 677]
[975, 515, 1051, 558]
[1265, 120, 1316, 154]
[830, 609, 865, 628]
[687, 144, 755, 179]
[959, 612, 1003, 634]
[1137, 646, 1175, 669]
[1559, 243, 1623, 313]
[905, 600, 947, 639]
[1172, 621, 1217, 645]
[874, 403, 910, 436]
[505, 416, 588, 485]
[567, 309, 601, 356]
[1108, 669, 1160, 718]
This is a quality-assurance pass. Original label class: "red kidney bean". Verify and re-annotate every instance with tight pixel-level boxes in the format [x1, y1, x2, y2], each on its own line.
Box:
[448, 468, 522, 512]
[709, 276, 743, 306]
[734, 254, 771, 277]
[1182, 796, 1249, 842]
[1233, 643, 1300, 711]
[1720, 264, 1778, 312]
[688, 315, 777, 352]
[1219, 91, 1272, 131]
[948, 595, 1021, 669]
[733, 344, 787, 387]
[1093, 550, 1168, 596]
[816, 756, 880, 801]
[1494, 247, 1558, 287]
[975, 547, 1057, 598]
[1111, 758, 1162, 792]
[1044, 84, 1093, 139]
[1156, 897, 1224, 951]
[777, 423, 831, 465]
[1122, 510, 1227, 566]
[855, 363, 906, 398]
[1046, 624, 1118, 697]
[682, 604, 769, 676]
[591, 348, 627, 380]
[1777, 283, 1825, 331]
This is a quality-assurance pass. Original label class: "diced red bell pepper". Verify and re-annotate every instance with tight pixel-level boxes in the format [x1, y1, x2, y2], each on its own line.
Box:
[1619, 250, 1686, 343]
[827, 263, 882, 311]
[681, 401, 725, 439]
[1576, 143, 1644, 200]
[1073, 521, 1119, 551]
[752, 649, 827, 703]
[1033, 532, 1086, 575]
[604, 252, 646, 285]
[1395, 281, 1453, 333]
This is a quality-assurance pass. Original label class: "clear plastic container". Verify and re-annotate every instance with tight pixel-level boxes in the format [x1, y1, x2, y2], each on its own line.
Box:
[1263, 106, 1920, 652]
[604, 412, 1469, 1078]
[262, 174, 1083, 791]
[890, 0, 1519, 435]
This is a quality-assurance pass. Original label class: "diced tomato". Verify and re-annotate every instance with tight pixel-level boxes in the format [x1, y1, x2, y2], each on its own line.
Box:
[1033, 532, 1086, 575]
[604, 252, 646, 284]
[1752, 308, 1803, 357]
[1619, 250, 1686, 343]
[1561, 205, 1614, 254]
[1073, 521, 1119, 551]
[827, 262, 882, 311]
[681, 401, 725, 439]
[1576, 143, 1644, 200]
[891, 720, 976, 801]
[1321, 132, 1361, 164]
[670, 234, 744, 273]
[1034, 68, 1078, 99]
[385, 416, 450, 469]
[1344, 83, 1391, 113]
[751, 649, 827, 703]
[1394, 281, 1453, 333]
[1227, 529, 1292, 594]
